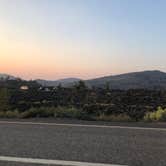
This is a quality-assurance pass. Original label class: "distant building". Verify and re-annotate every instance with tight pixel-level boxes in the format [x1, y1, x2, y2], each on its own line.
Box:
[44, 87, 51, 92]
[20, 85, 29, 90]
[38, 87, 43, 90]
[90, 92, 96, 96]
[38, 87, 51, 92]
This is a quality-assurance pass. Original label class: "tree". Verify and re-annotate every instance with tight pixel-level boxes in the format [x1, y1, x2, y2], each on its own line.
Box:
[57, 83, 62, 90]
[105, 81, 110, 91]
[0, 88, 10, 111]
[72, 81, 88, 105]
[75, 81, 87, 90]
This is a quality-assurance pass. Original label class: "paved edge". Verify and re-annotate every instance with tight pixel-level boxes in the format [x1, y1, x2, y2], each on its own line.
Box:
[0, 156, 127, 166]
[0, 120, 166, 131]
[1, 118, 166, 129]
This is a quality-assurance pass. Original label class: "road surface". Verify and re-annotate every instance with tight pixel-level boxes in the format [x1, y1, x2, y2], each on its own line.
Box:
[0, 120, 165, 166]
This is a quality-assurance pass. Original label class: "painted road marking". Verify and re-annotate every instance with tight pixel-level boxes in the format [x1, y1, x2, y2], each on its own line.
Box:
[0, 156, 127, 166]
[0, 120, 166, 131]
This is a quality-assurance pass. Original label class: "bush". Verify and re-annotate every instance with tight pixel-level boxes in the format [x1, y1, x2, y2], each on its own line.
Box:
[82, 103, 114, 116]
[95, 113, 133, 122]
[0, 107, 87, 119]
[0, 112, 5, 118]
[82, 104, 148, 121]
[144, 107, 166, 122]
[0, 110, 19, 118]
[19, 107, 83, 119]
[6, 110, 19, 118]
[53, 107, 82, 119]
[20, 107, 55, 118]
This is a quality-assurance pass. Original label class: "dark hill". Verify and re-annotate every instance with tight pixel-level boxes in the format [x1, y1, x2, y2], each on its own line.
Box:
[36, 78, 81, 87]
[86, 70, 166, 90]
[2, 70, 166, 90]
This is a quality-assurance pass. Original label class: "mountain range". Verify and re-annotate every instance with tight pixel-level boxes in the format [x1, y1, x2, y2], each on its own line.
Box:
[1, 70, 166, 90]
[0, 74, 16, 80]
[36, 78, 81, 87]
[86, 70, 166, 90]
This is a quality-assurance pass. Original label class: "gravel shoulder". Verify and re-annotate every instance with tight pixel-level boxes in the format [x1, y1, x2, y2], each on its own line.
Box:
[0, 118, 166, 128]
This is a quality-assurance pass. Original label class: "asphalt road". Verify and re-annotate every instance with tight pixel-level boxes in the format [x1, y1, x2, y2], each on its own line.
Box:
[0, 120, 166, 166]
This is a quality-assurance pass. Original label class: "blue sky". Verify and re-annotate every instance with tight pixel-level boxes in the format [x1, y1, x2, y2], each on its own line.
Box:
[0, 0, 166, 79]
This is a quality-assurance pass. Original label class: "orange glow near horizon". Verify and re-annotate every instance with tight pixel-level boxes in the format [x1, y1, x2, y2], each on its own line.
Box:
[0, 36, 156, 80]
[1, 1, 166, 80]
[0, 39, 145, 80]
[0, 23, 160, 80]
[0, 29, 124, 80]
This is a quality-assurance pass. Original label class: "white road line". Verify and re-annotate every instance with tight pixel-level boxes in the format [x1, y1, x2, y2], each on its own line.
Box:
[0, 156, 127, 166]
[0, 120, 166, 131]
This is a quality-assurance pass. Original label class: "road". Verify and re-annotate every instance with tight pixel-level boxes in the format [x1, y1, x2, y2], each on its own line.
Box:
[0, 120, 165, 166]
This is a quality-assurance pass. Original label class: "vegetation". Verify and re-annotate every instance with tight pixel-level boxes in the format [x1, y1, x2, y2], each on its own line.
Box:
[0, 87, 10, 112]
[0, 78, 166, 122]
[20, 107, 83, 119]
[144, 107, 166, 122]
[95, 113, 133, 122]
[0, 107, 81, 119]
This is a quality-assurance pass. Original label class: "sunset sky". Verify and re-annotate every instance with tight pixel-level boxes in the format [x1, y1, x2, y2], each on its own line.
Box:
[0, 0, 166, 80]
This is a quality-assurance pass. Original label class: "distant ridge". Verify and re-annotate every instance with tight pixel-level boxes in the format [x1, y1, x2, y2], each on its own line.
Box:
[86, 70, 166, 90]
[1, 70, 166, 90]
[0, 73, 16, 80]
[36, 78, 81, 87]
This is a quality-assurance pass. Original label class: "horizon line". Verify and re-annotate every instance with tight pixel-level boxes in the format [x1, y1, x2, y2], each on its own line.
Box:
[0, 69, 165, 81]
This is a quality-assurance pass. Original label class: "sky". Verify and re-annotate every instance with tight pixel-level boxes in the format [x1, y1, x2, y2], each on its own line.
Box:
[0, 0, 166, 80]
